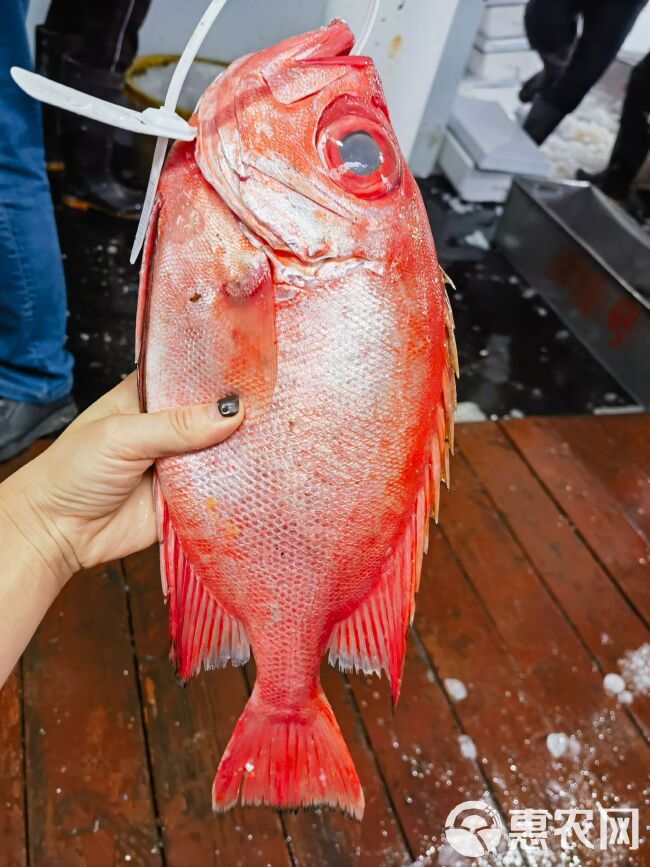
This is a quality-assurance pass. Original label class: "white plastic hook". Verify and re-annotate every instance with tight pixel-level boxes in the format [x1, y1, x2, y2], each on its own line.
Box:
[130, 0, 377, 263]
[11, 0, 230, 264]
[130, 0, 230, 263]
[10, 67, 197, 141]
[13, 0, 375, 264]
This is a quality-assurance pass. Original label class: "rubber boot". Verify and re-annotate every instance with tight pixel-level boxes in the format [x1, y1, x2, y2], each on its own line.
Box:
[34, 26, 82, 202]
[519, 70, 546, 105]
[575, 168, 630, 201]
[61, 56, 143, 219]
[522, 96, 565, 146]
[35, 26, 66, 171]
[519, 47, 572, 104]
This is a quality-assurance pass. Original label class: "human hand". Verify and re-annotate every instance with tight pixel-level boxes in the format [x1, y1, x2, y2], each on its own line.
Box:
[0, 372, 243, 586]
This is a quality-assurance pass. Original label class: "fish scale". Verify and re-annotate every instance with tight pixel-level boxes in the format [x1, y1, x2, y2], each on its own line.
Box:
[138, 19, 456, 819]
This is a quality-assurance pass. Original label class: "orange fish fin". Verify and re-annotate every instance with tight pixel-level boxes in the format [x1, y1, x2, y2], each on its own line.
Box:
[212, 684, 364, 819]
[148, 142, 277, 418]
[327, 478, 431, 706]
[442, 287, 459, 452]
[214, 257, 278, 419]
[154, 474, 250, 684]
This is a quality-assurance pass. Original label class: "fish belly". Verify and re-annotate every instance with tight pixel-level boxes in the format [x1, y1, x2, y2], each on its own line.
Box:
[147, 267, 439, 678]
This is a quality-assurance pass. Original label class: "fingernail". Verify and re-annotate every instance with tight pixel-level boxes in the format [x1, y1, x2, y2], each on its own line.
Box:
[216, 395, 240, 418]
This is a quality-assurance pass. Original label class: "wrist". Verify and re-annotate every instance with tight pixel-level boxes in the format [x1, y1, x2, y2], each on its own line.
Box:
[0, 466, 77, 592]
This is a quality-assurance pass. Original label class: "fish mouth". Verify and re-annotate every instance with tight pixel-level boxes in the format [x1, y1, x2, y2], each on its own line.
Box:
[299, 53, 372, 68]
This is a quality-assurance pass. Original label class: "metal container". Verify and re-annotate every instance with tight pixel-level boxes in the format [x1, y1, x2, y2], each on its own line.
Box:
[495, 178, 650, 407]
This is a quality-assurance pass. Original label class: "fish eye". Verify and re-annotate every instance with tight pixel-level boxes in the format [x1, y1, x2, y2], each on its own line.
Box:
[317, 110, 401, 199]
[338, 131, 383, 176]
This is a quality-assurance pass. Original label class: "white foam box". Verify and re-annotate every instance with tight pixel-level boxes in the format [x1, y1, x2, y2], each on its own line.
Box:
[468, 44, 540, 82]
[480, 1, 526, 39]
[449, 95, 550, 177]
[474, 33, 529, 53]
[438, 131, 513, 203]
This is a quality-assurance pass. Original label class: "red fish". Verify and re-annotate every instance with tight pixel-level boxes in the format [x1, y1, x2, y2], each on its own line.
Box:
[137, 19, 457, 819]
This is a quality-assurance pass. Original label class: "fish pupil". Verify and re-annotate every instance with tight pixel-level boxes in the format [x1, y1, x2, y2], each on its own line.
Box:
[339, 131, 383, 176]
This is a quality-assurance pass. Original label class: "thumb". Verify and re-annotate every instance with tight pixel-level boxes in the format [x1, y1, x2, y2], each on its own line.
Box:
[103, 395, 244, 461]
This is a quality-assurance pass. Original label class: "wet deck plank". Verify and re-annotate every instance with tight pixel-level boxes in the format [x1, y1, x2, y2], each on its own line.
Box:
[460, 420, 650, 739]
[505, 416, 650, 622]
[555, 415, 650, 539]
[439, 450, 649, 809]
[416, 529, 558, 815]
[0, 450, 30, 867]
[0, 413, 648, 865]
[0, 670, 26, 867]
[344, 636, 491, 860]
[22, 562, 163, 867]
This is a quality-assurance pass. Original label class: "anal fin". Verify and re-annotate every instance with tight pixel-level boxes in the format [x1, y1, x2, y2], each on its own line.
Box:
[154, 474, 250, 683]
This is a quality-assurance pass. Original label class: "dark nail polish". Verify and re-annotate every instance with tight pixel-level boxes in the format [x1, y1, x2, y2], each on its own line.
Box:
[217, 395, 240, 417]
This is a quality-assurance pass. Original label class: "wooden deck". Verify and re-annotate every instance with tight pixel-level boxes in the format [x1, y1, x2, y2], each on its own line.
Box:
[1, 415, 648, 866]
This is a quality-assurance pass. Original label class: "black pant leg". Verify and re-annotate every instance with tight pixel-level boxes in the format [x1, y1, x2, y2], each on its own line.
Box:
[113, 0, 152, 71]
[46, 0, 152, 71]
[524, 0, 580, 59]
[542, 0, 648, 114]
[45, 0, 84, 34]
[607, 51, 650, 193]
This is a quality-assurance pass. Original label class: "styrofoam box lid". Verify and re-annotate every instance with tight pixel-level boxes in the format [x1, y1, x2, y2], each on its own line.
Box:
[474, 33, 530, 53]
[449, 95, 551, 176]
[485, 0, 526, 6]
[439, 132, 513, 204]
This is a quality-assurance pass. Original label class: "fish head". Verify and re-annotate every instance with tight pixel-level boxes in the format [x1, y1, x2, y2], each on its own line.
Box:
[195, 19, 408, 271]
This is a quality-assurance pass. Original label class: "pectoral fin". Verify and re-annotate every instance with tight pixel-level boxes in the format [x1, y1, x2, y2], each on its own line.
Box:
[211, 253, 277, 418]
[139, 140, 277, 418]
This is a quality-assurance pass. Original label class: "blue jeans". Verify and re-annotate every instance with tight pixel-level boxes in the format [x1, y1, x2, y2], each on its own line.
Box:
[0, 0, 73, 403]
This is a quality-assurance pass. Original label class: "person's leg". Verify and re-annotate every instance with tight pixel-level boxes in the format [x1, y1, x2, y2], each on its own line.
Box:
[47, 0, 151, 70]
[604, 52, 650, 194]
[525, 0, 647, 144]
[74, 0, 152, 72]
[45, 0, 83, 34]
[36, 4, 82, 177]
[0, 0, 73, 406]
[42, 0, 153, 217]
[116, 0, 152, 73]
[520, 0, 579, 103]
[578, 51, 650, 198]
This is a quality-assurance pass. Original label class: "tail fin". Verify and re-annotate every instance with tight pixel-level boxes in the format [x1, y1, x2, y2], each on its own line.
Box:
[212, 685, 364, 819]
